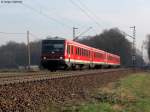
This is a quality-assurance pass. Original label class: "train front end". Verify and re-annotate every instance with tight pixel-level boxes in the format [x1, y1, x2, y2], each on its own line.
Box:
[40, 38, 66, 70]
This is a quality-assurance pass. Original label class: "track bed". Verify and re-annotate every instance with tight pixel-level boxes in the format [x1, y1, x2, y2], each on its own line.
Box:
[0, 69, 139, 111]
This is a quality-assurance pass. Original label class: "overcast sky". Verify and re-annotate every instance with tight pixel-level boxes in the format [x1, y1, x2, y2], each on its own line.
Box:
[0, 0, 150, 50]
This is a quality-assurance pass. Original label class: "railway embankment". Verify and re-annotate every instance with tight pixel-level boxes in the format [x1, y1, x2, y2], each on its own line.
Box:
[0, 69, 141, 111]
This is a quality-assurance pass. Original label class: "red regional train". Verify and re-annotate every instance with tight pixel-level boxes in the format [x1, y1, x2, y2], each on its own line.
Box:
[41, 38, 120, 71]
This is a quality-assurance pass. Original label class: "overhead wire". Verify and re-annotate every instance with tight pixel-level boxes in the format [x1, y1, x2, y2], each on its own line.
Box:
[0, 32, 26, 35]
[21, 3, 74, 38]
[69, 0, 103, 32]
[21, 3, 72, 30]
[21, 1, 100, 38]
[32, 0, 76, 27]
[30, 32, 42, 40]
[76, 27, 92, 39]
[76, 0, 135, 40]
[77, 0, 108, 28]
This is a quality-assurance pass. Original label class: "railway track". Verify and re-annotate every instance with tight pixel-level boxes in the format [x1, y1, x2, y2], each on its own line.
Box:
[0, 69, 131, 85]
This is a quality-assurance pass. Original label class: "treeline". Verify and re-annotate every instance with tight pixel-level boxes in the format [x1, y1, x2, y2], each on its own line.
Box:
[0, 28, 144, 69]
[0, 41, 41, 69]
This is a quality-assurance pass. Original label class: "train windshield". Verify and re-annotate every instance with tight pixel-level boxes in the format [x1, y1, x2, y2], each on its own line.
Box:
[42, 40, 65, 53]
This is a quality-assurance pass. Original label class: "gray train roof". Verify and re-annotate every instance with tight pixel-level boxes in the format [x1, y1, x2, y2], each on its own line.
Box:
[44, 37, 66, 41]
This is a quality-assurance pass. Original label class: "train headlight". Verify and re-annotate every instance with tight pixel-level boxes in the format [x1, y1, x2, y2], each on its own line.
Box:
[60, 57, 63, 59]
[43, 57, 47, 60]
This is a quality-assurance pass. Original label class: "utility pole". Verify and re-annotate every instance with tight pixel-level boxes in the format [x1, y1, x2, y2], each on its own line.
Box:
[130, 26, 136, 67]
[73, 27, 78, 41]
[141, 41, 146, 68]
[141, 41, 144, 68]
[27, 30, 31, 70]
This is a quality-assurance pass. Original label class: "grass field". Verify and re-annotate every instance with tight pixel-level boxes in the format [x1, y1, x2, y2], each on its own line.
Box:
[46, 72, 150, 112]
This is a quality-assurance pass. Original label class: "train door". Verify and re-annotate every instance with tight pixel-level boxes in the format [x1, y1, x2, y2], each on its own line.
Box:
[90, 48, 94, 68]
[70, 45, 74, 63]
[106, 53, 109, 67]
[67, 44, 71, 63]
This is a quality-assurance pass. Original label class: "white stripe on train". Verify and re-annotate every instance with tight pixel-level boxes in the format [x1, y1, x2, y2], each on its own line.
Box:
[64, 59, 120, 66]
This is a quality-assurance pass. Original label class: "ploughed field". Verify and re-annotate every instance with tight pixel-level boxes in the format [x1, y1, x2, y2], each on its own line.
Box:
[0, 69, 142, 112]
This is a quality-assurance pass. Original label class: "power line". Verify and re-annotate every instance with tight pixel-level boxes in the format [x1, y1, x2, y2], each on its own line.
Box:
[32, 0, 96, 32]
[75, 27, 93, 39]
[0, 32, 26, 35]
[30, 32, 41, 40]
[121, 31, 133, 38]
[69, 0, 103, 31]
[0, 31, 41, 40]
[77, 0, 107, 28]
[32, 0, 75, 27]
[21, 3, 72, 30]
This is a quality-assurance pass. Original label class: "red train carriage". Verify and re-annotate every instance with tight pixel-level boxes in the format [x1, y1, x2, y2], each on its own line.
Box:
[65, 39, 92, 69]
[106, 53, 120, 68]
[41, 38, 120, 71]
[92, 48, 107, 68]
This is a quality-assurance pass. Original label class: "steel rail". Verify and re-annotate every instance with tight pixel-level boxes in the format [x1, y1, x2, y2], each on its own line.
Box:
[0, 69, 130, 85]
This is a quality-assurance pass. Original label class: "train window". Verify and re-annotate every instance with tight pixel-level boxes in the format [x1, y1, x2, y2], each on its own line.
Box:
[97, 53, 100, 58]
[79, 48, 81, 56]
[76, 47, 78, 55]
[67, 45, 70, 55]
[108, 56, 110, 60]
[69, 45, 72, 54]
[100, 53, 103, 58]
[96, 53, 98, 58]
[87, 50, 89, 57]
[83, 49, 85, 56]
[109, 56, 113, 60]
[82, 48, 84, 56]
[94, 53, 96, 58]
[86, 50, 88, 56]
[71, 46, 73, 55]
[83, 49, 84, 56]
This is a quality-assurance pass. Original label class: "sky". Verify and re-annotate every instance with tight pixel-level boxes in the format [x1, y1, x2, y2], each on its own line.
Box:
[0, 0, 150, 51]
